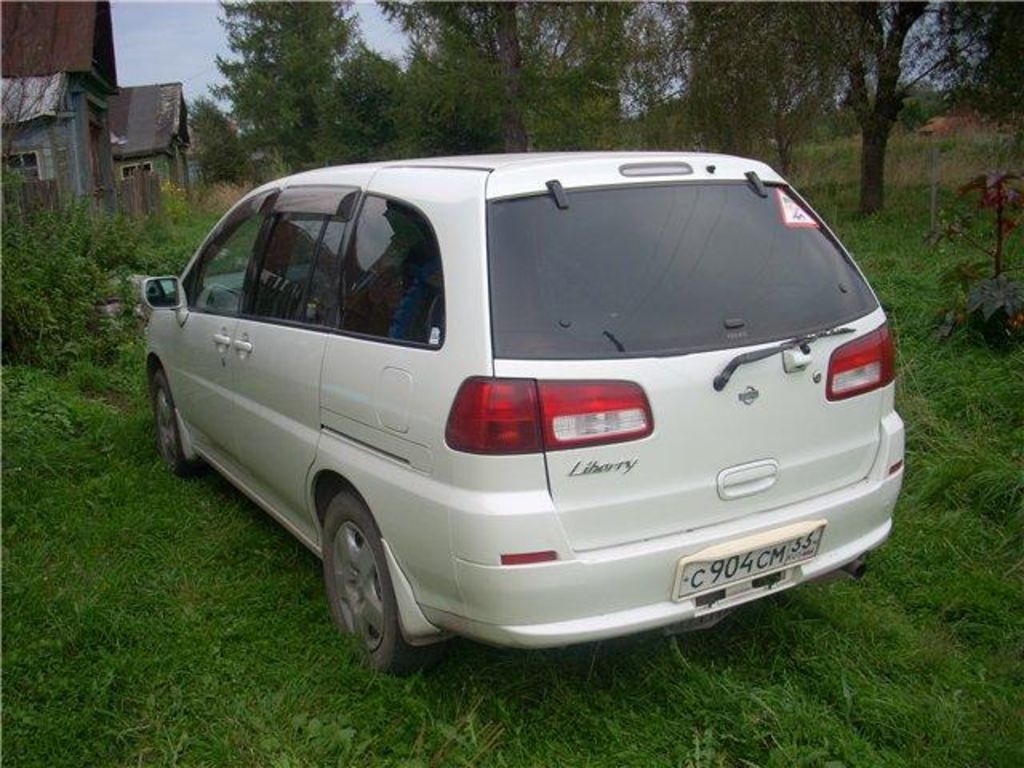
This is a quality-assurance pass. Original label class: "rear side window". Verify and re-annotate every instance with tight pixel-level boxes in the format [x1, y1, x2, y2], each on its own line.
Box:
[341, 195, 444, 346]
[487, 182, 877, 359]
[251, 215, 326, 321]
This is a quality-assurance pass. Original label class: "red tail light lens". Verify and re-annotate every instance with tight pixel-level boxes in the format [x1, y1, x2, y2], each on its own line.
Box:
[446, 378, 654, 454]
[826, 324, 895, 401]
[538, 380, 653, 449]
[445, 377, 542, 454]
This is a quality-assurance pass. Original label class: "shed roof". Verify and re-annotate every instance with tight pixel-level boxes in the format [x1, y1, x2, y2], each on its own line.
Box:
[109, 83, 190, 159]
[2, 73, 67, 124]
[1, 1, 116, 89]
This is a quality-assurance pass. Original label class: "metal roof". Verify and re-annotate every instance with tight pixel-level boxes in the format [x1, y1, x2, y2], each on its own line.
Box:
[1, 73, 67, 124]
[1, 2, 117, 89]
[109, 83, 189, 159]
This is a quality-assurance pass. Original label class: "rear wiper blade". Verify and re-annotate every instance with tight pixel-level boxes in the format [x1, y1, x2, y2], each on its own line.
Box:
[712, 326, 856, 392]
[602, 330, 626, 353]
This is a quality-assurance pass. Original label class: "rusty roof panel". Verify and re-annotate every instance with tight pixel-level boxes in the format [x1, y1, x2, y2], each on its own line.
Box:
[2, 2, 116, 88]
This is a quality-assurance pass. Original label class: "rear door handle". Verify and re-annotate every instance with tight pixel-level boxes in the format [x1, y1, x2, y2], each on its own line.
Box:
[233, 336, 253, 354]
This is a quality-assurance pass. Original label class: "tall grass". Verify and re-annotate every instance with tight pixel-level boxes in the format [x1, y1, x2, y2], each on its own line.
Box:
[2, 136, 1022, 768]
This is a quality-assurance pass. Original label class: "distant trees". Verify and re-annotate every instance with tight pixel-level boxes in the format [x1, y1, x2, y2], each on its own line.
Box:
[950, 3, 1024, 136]
[215, 2, 355, 169]
[201, 1, 1019, 215]
[384, 2, 632, 153]
[190, 97, 247, 184]
[680, 4, 841, 175]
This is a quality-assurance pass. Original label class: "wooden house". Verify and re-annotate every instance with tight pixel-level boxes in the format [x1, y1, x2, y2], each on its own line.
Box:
[1, 1, 119, 210]
[109, 83, 191, 189]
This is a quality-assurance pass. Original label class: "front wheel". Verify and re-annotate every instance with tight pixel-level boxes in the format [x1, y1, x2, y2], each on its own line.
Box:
[149, 368, 203, 477]
[322, 492, 445, 674]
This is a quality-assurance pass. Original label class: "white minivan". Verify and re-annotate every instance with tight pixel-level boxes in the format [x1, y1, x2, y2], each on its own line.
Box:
[143, 153, 904, 673]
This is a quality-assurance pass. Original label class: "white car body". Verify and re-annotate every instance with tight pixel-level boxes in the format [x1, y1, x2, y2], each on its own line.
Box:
[145, 152, 904, 652]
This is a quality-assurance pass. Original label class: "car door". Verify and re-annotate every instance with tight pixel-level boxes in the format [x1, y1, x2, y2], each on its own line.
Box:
[172, 193, 275, 461]
[229, 186, 356, 540]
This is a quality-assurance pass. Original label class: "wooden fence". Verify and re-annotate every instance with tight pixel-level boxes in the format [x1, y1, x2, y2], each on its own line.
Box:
[3, 178, 61, 217]
[115, 171, 162, 218]
[3, 171, 162, 220]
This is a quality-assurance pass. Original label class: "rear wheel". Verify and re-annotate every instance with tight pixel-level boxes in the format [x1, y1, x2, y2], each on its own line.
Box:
[149, 368, 203, 477]
[322, 492, 444, 674]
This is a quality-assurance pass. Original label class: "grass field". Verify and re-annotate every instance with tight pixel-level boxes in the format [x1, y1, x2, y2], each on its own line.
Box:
[4, 157, 1023, 766]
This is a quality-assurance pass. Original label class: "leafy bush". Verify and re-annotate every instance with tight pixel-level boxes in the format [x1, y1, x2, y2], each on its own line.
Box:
[937, 171, 1023, 344]
[160, 180, 190, 225]
[2, 203, 143, 371]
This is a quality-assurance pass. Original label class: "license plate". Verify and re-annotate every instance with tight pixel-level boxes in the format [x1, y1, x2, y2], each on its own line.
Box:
[673, 521, 826, 601]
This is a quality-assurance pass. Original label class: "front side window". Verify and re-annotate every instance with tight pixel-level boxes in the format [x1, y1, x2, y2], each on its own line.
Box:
[251, 215, 326, 321]
[341, 196, 444, 346]
[192, 213, 264, 315]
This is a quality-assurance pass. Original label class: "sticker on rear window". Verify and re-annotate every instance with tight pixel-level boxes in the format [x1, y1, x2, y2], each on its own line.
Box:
[775, 189, 819, 229]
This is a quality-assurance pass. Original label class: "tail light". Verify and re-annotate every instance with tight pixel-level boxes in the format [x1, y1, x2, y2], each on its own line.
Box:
[446, 377, 653, 454]
[445, 378, 542, 454]
[826, 324, 895, 401]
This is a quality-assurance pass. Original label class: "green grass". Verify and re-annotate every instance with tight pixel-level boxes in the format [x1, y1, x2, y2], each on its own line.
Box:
[4, 182, 1023, 767]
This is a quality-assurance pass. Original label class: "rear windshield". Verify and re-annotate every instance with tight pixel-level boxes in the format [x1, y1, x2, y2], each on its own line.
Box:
[487, 182, 877, 359]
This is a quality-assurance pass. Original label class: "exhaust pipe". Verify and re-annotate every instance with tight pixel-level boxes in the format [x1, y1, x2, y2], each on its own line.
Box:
[842, 557, 867, 581]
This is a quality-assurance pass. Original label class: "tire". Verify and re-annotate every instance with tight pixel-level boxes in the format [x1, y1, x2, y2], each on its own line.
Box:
[322, 492, 445, 674]
[149, 368, 203, 477]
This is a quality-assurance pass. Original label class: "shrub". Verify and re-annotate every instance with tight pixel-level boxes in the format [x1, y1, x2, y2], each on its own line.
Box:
[160, 180, 190, 224]
[2, 203, 143, 371]
[937, 171, 1023, 344]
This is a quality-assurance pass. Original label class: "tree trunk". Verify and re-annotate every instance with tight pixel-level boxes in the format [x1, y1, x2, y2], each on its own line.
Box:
[494, 3, 529, 152]
[859, 119, 890, 215]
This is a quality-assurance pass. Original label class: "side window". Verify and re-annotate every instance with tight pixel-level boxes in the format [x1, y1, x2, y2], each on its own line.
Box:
[303, 218, 346, 327]
[341, 196, 444, 346]
[250, 215, 326, 321]
[192, 214, 264, 315]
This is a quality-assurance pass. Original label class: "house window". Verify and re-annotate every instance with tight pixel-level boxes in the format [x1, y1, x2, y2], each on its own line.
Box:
[121, 162, 153, 179]
[6, 152, 40, 180]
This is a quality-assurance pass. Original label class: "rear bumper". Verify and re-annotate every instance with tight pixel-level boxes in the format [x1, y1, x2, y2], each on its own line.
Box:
[424, 465, 902, 648]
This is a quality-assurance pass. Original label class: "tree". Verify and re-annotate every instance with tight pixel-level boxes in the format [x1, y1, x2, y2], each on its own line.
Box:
[384, 2, 527, 151]
[825, 3, 934, 215]
[950, 3, 1024, 136]
[618, 4, 840, 173]
[384, 2, 635, 153]
[330, 45, 404, 162]
[214, 2, 356, 170]
[189, 98, 248, 184]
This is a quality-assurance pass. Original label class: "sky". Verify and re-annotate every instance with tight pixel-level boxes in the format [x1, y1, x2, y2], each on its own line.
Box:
[110, 1, 408, 105]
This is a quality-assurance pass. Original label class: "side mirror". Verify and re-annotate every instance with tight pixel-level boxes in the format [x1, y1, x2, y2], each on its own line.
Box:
[142, 276, 183, 310]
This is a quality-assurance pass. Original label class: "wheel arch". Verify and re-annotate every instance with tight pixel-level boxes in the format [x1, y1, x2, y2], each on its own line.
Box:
[312, 469, 371, 530]
[146, 352, 164, 382]
[312, 466, 447, 647]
